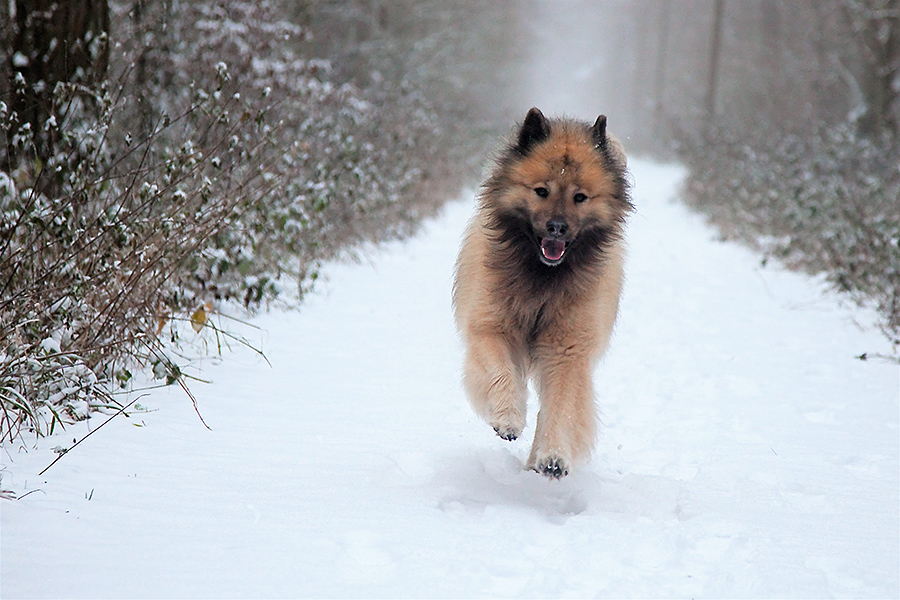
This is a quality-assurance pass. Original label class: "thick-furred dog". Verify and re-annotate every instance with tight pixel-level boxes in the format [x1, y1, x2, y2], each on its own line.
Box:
[452, 107, 631, 479]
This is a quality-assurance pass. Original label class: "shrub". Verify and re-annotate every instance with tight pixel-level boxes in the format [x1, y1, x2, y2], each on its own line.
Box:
[0, 66, 276, 441]
[680, 123, 900, 348]
[1, 0, 500, 443]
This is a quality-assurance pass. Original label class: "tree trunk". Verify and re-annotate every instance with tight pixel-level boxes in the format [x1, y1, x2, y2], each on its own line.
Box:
[869, 0, 899, 137]
[705, 0, 725, 133]
[761, 1, 785, 125]
[843, 0, 900, 138]
[652, 1, 671, 134]
[7, 0, 109, 168]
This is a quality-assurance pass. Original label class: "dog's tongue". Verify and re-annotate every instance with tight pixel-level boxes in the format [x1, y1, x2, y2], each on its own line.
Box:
[541, 238, 566, 261]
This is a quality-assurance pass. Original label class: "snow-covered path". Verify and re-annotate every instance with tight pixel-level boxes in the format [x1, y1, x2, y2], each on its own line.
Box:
[2, 160, 898, 598]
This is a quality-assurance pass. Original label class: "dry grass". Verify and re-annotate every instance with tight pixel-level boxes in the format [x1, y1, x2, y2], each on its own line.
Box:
[1, 70, 277, 442]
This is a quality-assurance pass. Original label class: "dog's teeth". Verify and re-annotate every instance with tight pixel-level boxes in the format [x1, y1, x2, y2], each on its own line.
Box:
[540, 238, 566, 262]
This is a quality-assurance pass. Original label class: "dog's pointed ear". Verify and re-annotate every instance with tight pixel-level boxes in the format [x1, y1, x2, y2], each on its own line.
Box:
[591, 114, 608, 150]
[516, 107, 550, 154]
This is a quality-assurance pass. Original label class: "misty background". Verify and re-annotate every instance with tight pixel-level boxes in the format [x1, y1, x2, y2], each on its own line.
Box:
[1, 1, 898, 440]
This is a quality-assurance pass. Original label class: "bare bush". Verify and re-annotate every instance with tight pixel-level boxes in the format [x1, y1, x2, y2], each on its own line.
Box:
[680, 123, 900, 347]
[1, 0, 514, 442]
[0, 66, 276, 441]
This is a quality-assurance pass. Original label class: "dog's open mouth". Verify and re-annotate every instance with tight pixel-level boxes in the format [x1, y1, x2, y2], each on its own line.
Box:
[540, 238, 569, 265]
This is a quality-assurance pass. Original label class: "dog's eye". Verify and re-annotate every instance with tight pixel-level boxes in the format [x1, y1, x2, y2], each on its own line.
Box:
[534, 187, 549, 198]
[573, 192, 588, 204]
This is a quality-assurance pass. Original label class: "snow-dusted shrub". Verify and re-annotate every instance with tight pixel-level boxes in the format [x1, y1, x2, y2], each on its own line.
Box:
[110, 0, 481, 301]
[1, 0, 504, 441]
[0, 68, 277, 441]
[680, 123, 900, 346]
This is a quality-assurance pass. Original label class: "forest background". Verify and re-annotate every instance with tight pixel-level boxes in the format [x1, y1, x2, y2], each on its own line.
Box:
[1, 0, 897, 443]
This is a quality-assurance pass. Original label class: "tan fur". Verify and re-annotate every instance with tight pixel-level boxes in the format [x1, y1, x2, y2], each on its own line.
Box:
[452, 110, 629, 478]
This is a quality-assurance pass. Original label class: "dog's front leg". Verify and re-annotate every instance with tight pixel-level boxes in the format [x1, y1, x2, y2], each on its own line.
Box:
[527, 346, 597, 478]
[462, 325, 528, 441]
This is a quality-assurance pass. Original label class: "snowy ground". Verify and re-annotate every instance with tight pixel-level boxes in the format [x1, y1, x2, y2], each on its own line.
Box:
[1, 159, 898, 599]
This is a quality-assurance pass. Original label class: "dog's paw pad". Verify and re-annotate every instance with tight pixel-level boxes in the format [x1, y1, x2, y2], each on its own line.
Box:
[492, 425, 519, 442]
[533, 457, 569, 479]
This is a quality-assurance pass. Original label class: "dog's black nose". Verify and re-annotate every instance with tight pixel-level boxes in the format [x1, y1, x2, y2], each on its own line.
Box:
[546, 218, 568, 238]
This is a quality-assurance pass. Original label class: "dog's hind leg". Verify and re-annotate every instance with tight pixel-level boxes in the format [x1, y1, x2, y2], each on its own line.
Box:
[462, 328, 528, 441]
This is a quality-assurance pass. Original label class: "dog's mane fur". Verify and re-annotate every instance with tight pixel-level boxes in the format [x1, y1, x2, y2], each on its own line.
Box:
[479, 117, 632, 302]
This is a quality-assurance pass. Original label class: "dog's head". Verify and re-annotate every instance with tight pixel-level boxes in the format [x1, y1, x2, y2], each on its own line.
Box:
[484, 107, 631, 269]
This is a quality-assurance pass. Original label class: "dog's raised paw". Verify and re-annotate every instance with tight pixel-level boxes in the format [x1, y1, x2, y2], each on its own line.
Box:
[533, 456, 569, 479]
[492, 425, 519, 442]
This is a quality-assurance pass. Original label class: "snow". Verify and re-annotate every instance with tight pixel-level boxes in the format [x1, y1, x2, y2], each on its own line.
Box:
[2, 160, 898, 598]
[11, 52, 29, 68]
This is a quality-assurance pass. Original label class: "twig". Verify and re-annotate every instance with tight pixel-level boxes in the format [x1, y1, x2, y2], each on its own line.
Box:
[38, 395, 145, 476]
[167, 314, 272, 368]
[856, 352, 900, 364]
[175, 375, 212, 431]
[138, 339, 212, 430]
[16, 489, 46, 501]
